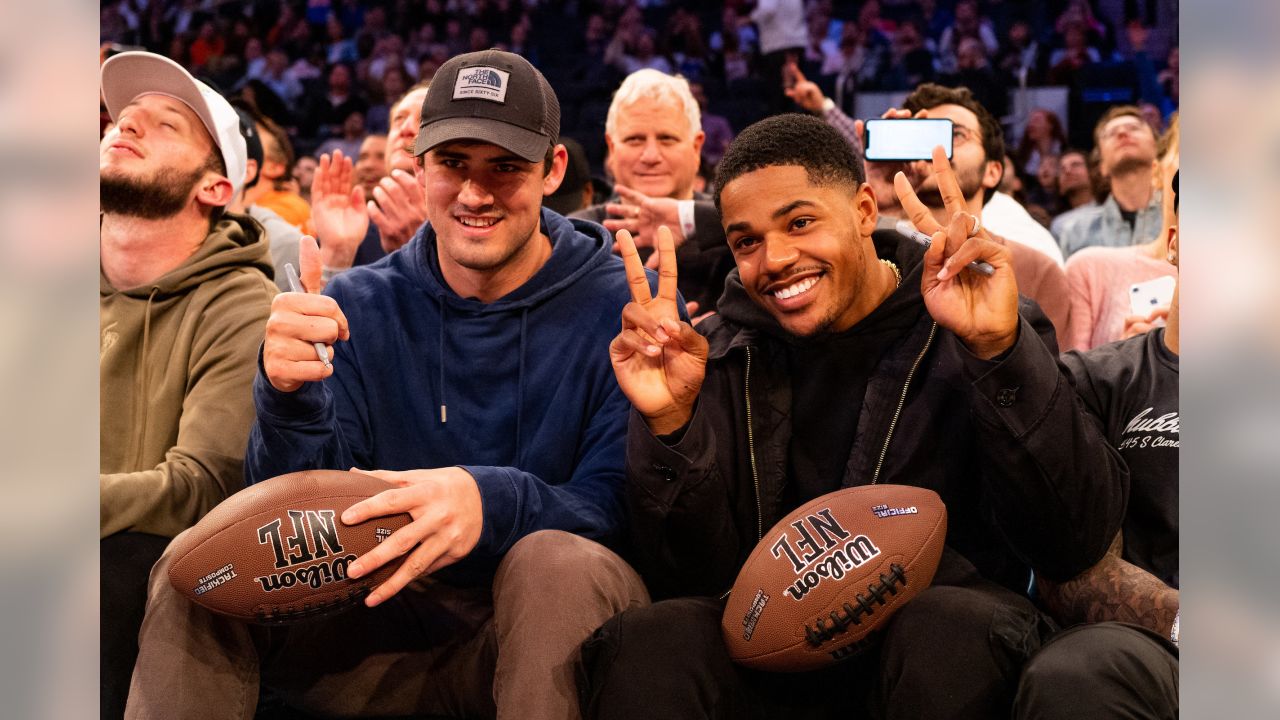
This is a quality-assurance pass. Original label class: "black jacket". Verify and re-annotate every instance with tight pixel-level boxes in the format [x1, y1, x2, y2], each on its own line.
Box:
[625, 233, 1128, 600]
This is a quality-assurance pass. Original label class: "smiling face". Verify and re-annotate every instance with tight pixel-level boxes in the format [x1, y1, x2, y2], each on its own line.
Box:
[720, 165, 882, 337]
[421, 140, 566, 294]
[606, 96, 704, 200]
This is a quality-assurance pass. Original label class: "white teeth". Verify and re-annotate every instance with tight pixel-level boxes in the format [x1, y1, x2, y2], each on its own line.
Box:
[459, 217, 497, 227]
[774, 276, 818, 299]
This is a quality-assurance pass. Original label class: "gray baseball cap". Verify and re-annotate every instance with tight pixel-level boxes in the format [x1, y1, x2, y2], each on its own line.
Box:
[101, 51, 247, 200]
[413, 49, 560, 163]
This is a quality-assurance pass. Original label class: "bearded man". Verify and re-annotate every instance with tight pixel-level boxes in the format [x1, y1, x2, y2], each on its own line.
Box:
[98, 51, 276, 720]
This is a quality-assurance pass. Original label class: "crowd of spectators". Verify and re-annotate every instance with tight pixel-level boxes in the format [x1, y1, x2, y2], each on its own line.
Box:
[102, 1, 1177, 182]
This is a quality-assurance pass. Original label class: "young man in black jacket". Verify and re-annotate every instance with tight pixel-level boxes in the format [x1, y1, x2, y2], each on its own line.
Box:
[579, 114, 1128, 718]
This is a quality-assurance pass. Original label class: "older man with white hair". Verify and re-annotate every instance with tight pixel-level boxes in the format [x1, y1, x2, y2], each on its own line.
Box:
[573, 69, 733, 313]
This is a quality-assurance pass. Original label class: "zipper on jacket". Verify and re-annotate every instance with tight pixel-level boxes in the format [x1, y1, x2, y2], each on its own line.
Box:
[872, 322, 938, 484]
[745, 347, 763, 541]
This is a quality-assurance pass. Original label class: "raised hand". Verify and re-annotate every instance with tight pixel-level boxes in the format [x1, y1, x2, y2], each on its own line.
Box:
[341, 466, 483, 607]
[782, 61, 824, 113]
[368, 168, 428, 253]
[603, 184, 686, 251]
[311, 150, 370, 270]
[262, 236, 351, 392]
[609, 226, 709, 436]
[895, 146, 1019, 359]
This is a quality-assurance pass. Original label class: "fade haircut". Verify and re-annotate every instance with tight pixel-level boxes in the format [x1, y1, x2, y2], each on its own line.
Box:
[605, 69, 701, 138]
[714, 114, 866, 210]
[903, 83, 1004, 203]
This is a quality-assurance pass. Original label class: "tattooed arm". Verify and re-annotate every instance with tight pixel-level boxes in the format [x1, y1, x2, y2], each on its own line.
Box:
[1037, 532, 1180, 637]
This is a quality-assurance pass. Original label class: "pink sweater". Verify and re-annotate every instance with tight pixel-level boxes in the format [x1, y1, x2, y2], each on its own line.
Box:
[1065, 245, 1174, 351]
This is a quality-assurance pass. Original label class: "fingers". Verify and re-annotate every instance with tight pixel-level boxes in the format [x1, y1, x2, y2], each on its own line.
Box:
[617, 229, 652, 303]
[655, 226, 678, 301]
[854, 118, 864, 142]
[605, 202, 640, 220]
[298, 236, 322, 293]
[365, 528, 459, 606]
[612, 184, 646, 205]
[880, 107, 914, 120]
[661, 316, 707, 355]
[922, 229, 948, 282]
[314, 153, 332, 198]
[388, 168, 418, 196]
[937, 219, 1007, 282]
[367, 199, 390, 233]
[333, 149, 349, 192]
[263, 292, 349, 391]
[614, 327, 662, 358]
[267, 293, 349, 343]
[684, 300, 700, 317]
[930, 145, 969, 213]
[894, 171, 942, 234]
[355, 467, 414, 489]
[621, 301, 669, 344]
[603, 218, 643, 243]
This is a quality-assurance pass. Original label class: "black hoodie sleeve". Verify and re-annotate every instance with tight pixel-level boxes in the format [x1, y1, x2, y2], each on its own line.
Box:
[958, 305, 1130, 582]
[624, 401, 746, 599]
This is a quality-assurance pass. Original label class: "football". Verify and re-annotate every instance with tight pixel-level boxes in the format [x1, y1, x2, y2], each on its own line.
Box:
[168, 469, 413, 624]
[721, 484, 947, 672]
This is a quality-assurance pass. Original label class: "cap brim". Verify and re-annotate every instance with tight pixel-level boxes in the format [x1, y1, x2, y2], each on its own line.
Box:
[414, 118, 550, 163]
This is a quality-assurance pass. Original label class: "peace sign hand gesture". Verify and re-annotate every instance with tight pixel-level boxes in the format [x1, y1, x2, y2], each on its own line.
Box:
[609, 226, 709, 436]
[894, 146, 1020, 360]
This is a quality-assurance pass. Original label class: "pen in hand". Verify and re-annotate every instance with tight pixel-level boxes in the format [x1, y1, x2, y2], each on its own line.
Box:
[894, 220, 995, 277]
[283, 262, 333, 369]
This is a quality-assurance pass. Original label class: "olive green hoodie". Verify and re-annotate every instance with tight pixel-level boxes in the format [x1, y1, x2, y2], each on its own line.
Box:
[100, 213, 277, 538]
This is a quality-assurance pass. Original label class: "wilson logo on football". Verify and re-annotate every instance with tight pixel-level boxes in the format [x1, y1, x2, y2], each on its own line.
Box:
[254, 510, 354, 593]
[768, 508, 881, 602]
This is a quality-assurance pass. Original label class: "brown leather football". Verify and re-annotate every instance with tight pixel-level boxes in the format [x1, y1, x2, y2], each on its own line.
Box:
[721, 484, 947, 672]
[168, 469, 413, 624]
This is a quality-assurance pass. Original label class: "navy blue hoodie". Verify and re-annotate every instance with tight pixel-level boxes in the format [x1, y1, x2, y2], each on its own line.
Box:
[246, 209, 638, 579]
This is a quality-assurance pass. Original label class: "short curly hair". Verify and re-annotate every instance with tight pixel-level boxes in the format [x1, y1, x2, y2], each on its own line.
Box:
[713, 113, 866, 211]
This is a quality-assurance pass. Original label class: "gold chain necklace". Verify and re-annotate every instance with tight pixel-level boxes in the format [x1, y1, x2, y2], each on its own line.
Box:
[881, 258, 901, 288]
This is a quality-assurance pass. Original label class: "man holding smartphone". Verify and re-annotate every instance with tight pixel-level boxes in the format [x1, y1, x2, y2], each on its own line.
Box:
[851, 84, 1074, 343]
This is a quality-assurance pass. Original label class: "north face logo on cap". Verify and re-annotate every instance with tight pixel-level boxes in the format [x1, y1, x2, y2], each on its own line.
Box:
[454, 66, 510, 103]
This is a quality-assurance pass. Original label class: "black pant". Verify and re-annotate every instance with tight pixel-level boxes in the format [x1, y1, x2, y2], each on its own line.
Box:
[1015, 622, 1179, 719]
[579, 551, 1048, 719]
[101, 532, 171, 720]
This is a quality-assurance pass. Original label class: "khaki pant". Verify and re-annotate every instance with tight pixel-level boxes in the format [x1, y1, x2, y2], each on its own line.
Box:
[126, 530, 649, 719]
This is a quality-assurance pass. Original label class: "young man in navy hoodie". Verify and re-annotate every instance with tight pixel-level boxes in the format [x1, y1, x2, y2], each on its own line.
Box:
[127, 50, 650, 720]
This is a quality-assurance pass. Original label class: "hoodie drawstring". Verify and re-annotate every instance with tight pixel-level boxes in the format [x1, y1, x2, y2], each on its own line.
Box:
[437, 296, 447, 423]
[132, 287, 159, 464]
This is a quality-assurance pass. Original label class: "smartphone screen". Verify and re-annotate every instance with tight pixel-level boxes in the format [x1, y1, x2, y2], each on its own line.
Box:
[863, 118, 954, 161]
